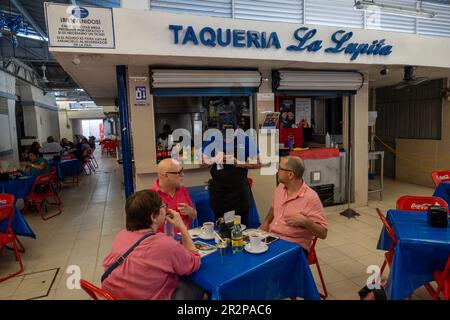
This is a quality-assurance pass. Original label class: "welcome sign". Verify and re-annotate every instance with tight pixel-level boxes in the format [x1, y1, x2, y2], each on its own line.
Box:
[169, 25, 393, 61]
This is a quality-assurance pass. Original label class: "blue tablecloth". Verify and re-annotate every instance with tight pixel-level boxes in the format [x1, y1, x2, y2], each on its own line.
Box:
[188, 185, 261, 229]
[51, 159, 82, 181]
[0, 205, 36, 239]
[377, 210, 450, 300]
[433, 182, 450, 206]
[0, 176, 35, 201]
[188, 238, 320, 300]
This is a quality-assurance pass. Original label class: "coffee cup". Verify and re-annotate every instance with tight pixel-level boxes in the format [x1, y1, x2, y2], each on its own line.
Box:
[249, 233, 263, 249]
[201, 222, 214, 237]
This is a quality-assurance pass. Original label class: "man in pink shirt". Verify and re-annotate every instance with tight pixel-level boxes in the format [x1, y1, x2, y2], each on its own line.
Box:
[150, 158, 197, 233]
[102, 189, 203, 300]
[261, 156, 328, 253]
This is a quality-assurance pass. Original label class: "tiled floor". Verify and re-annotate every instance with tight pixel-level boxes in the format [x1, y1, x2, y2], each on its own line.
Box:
[0, 151, 437, 300]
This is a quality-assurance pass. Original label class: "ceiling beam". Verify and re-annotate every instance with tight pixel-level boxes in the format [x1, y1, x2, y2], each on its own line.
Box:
[10, 0, 48, 41]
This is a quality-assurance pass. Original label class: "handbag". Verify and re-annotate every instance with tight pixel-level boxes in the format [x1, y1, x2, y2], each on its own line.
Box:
[101, 232, 154, 283]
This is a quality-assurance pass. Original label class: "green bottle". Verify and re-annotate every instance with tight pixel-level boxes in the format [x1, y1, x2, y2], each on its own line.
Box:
[231, 219, 244, 253]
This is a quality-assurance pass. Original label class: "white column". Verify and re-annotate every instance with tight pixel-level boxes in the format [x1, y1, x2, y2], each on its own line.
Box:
[249, 69, 277, 221]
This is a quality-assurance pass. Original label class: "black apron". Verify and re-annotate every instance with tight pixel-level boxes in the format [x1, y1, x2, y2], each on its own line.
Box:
[208, 162, 253, 222]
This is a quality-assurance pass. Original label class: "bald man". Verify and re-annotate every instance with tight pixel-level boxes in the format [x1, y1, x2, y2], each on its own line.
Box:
[261, 156, 328, 254]
[150, 158, 197, 234]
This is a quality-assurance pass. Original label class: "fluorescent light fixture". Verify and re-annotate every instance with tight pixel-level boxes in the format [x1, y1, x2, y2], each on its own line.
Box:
[354, 0, 437, 19]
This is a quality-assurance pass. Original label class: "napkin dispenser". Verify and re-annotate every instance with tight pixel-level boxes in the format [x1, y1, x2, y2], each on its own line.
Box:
[427, 205, 448, 228]
[216, 218, 232, 239]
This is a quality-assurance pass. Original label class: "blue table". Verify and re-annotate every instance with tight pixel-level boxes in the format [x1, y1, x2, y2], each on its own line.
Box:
[188, 238, 320, 300]
[377, 210, 450, 300]
[51, 159, 82, 181]
[0, 205, 36, 239]
[188, 185, 261, 229]
[433, 182, 450, 206]
[0, 176, 35, 201]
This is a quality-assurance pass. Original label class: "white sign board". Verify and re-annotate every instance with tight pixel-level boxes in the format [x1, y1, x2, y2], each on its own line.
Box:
[134, 86, 148, 106]
[295, 98, 312, 127]
[45, 3, 115, 48]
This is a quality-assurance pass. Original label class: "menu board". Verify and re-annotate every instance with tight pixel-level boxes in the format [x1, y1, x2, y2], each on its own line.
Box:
[279, 98, 295, 128]
[295, 98, 311, 127]
[261, 112, 280, 129]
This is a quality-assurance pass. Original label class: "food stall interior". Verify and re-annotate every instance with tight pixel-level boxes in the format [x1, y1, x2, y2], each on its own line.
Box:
[276, 96, 343, 149]
[154, 96, 253, 163]
[276, 95, 346, 206]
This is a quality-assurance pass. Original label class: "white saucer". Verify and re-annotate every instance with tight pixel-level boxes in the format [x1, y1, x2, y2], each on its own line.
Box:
[198, 232, 215, 240]
[188, 229, 202, 238]
[244, 243, 268, 254]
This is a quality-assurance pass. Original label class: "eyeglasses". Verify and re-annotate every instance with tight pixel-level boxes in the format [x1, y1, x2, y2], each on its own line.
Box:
[278, 167, 293, 172]
[165, 168, 184, 176]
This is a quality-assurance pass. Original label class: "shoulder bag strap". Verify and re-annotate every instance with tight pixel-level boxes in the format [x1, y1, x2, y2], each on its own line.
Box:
[101, 232, 154, 283]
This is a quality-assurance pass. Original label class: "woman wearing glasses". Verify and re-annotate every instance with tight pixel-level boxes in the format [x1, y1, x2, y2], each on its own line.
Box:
[102, 189, 203, 300]
[150, 158, 197, 233]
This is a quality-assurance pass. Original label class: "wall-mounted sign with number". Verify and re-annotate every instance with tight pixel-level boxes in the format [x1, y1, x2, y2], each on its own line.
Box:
[135, 86, 148, 106]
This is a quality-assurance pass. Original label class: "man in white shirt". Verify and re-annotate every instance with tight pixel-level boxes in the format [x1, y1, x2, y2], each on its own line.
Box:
[40, 136, 63, 161]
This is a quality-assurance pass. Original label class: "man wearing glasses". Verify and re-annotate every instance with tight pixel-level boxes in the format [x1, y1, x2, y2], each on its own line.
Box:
[260, 156, 328, 254]
[151, 158, 197, 233]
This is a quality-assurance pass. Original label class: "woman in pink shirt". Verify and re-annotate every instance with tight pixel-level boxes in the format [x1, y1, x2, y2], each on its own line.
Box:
[102, 189, 203, 300]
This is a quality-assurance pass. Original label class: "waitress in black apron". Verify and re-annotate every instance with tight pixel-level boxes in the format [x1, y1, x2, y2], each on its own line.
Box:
[202, 129, 261, 226]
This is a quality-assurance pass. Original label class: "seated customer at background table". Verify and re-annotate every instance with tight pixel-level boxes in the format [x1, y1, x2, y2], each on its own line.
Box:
[102, 190, 203, 300]
[40, 136, 63, 161]
[150, 158, 197, 233]
[260, 156, 328, 254]
[20, 149, 50, 177]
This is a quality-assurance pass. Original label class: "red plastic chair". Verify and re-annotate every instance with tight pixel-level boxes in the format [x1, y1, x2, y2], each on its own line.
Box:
[80, 279, 116, 300]
[431, 257, 450, 300]
[377, 208, 398, 277]
[0, 205, 23, 282]
[105, 140, 117, 157]
[431, 170, 450, 187]
[49, 166, 60, 192]
[0, 194, 14, 205]
[23, 173, 62, 220]
[307, 237, 328, 299]
[396, 195, 449, 212]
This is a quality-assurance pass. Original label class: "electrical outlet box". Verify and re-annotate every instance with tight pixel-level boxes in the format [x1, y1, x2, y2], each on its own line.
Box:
[311, 171, 321, 183]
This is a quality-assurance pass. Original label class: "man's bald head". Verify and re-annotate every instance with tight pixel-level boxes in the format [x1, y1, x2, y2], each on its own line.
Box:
[157, 158, 181, 175]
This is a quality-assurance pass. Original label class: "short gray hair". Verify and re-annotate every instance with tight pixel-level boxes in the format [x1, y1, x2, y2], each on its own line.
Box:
[285, 156, 305, 179]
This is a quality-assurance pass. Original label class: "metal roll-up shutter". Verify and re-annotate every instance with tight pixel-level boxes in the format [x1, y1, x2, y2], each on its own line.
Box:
[274, 70, 364, 91]
[150, 0, 232, 18]
[305, 0, 364, 29]
[234, 0, 304, 24]
[419, 2, 450, 38]
[366, 0, 416, 34]
[151, 69, 262, 96]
